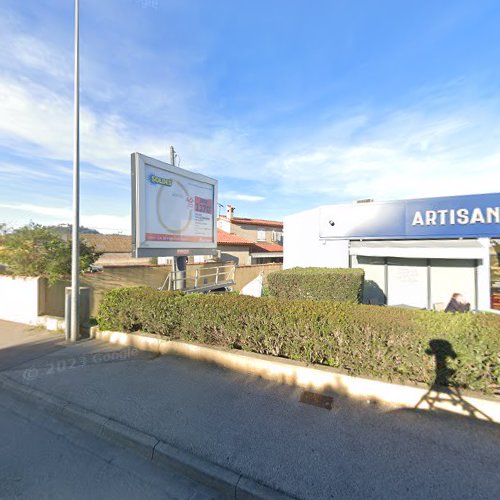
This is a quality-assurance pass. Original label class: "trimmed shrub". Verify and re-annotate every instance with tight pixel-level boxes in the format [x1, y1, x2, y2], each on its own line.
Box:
[97, 287, 500, 394]
[267, 267, 364, 303]
[97, 287, 185, 335]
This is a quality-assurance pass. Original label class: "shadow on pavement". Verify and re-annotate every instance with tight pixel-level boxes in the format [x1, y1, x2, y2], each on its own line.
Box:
[0, 336, 64, 372]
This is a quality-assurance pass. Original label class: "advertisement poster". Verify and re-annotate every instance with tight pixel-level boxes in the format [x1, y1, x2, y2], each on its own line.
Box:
[143, 163, 215, 243]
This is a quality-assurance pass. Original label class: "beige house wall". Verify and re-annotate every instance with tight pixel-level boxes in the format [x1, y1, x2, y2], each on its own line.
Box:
[218, 246, 252, 266]
[229, 224, 283, 245]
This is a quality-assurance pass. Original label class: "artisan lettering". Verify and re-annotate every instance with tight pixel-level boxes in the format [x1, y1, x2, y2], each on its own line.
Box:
[412, 207, 499, 226]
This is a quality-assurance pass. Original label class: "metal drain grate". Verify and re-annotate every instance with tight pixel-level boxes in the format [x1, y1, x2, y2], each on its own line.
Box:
[299, 391, 333, 410]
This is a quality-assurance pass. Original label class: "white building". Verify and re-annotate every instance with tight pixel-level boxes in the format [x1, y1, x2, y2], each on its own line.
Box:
[284, 193, 500, 311]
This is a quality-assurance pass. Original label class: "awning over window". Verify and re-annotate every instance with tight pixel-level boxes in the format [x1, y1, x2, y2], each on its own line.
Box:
[250, 252, 283, 258]
[349, 239, 488, 259]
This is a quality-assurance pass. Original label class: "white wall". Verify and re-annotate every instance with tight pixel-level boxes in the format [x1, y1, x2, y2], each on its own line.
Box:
[476, 238, 491, 310]
[284, 208, 349, 269]
[217, 218, 231, 232]
[0, 276, 44, 324]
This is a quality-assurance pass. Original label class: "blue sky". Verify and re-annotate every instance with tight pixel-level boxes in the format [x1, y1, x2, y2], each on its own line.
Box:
[0, 0, 499, 233]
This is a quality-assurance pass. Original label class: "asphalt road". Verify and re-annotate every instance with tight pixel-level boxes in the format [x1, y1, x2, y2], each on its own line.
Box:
[0, 390, 217, 499]
[0, 322, 64, 372]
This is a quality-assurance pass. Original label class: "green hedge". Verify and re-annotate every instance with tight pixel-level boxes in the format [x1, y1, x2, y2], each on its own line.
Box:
[267, 267, 364, 302]
[97, 287, 500, 394]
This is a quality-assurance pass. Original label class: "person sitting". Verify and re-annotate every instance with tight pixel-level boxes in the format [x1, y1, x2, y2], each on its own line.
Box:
[444, 293, 470, 313]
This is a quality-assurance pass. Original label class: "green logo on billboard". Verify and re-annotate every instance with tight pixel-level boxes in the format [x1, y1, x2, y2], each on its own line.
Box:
[150, 174, 173, 187]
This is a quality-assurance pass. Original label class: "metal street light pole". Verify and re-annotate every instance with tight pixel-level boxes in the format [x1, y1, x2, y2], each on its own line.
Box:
[70, 0, 80, 342]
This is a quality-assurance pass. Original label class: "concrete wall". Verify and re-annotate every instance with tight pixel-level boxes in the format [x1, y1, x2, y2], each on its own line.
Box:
[0, 276, 45, 324]
[44, 280, 69, 317]
[218, 246, 251, 266]
[81, 266, 169, 316]
[234, 263, 282, 290]
[284, 208, 349, 269]
[96, 253, 152, 267]
[42, 263, 283, 318]
[43, 267, 170, 318]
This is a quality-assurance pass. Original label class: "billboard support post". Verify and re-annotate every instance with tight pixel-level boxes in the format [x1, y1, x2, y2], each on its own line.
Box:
[168, 145, 186, 287]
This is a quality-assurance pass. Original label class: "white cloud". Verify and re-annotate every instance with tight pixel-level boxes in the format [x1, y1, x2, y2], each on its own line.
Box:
[0, 162, 61, 179]
[2, 64, 499, 216]
[0, 203, 71, 219]
[0, 77, 73, 159]
[0, 72, 271, 180]
[0, 203, 130, 234]
[219, 192, 265, 202]
[267, 102, 500, 202]
[0, 12, 71, 84]
[80, 214, 131, 234]
[0, 74, 157, 171]
[0, 10, 271, 183]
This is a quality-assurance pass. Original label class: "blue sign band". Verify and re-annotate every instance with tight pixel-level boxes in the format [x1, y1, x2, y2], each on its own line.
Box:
[321, 193, 500, 239]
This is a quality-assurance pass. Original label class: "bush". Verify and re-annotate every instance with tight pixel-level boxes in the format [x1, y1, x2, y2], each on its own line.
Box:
[0, 224, 101, 284]
[97, 288, 500, 394]
[267, 267, 364, 303]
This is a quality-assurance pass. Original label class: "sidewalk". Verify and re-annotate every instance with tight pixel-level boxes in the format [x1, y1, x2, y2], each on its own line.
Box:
[1, 320, 499, 499]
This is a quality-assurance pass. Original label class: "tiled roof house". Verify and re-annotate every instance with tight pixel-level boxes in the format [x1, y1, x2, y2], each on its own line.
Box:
[82, 226, 283, 267]
[216, 205, 283, 265]
[216, 228, 283, 265]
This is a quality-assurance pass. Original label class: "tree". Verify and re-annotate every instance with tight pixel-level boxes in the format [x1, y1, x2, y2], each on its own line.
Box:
[0, 224, 101, 284]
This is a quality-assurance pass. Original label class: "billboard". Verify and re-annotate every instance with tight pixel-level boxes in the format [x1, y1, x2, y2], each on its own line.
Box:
[131, 153, 218, 257]
[319, 192, 500, 240]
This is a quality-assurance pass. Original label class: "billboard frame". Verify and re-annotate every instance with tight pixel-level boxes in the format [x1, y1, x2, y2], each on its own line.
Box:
[131, 152, 218, 258]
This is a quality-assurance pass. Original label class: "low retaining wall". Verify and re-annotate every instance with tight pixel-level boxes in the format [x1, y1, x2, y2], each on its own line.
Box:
[234, 263, 282, 290]
[43, 263, 283, 317]
[0, 264, 282, 324]
[0, 276, 45, 324]
[91, 328, 500, 424]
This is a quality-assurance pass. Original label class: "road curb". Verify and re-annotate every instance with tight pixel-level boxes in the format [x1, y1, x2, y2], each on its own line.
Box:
[0, 373, 294, 499]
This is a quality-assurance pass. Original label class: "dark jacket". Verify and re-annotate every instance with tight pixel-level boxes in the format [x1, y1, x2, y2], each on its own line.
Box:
[445, 298, 470, 313]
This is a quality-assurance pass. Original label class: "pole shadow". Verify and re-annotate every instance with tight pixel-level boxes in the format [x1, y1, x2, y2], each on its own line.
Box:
[415, 339, 493, 422]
